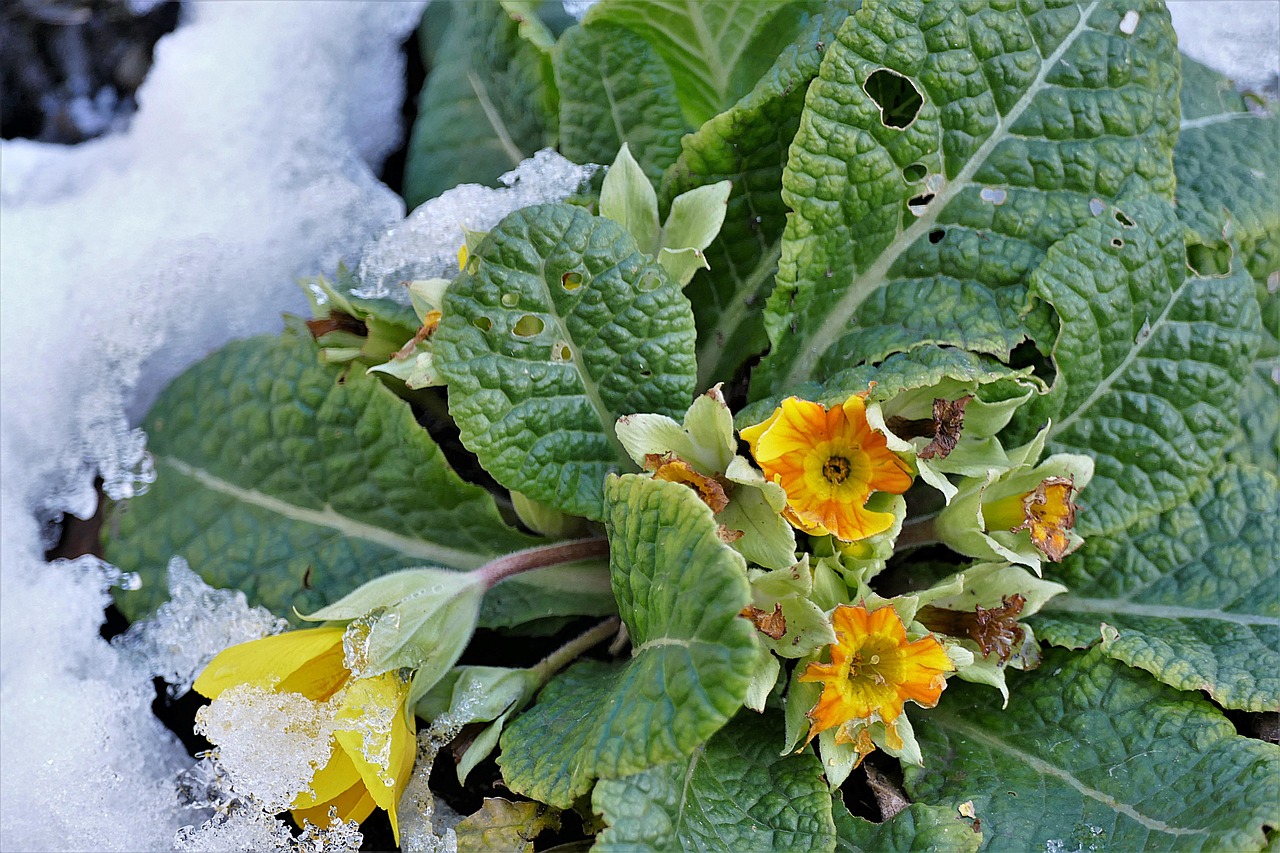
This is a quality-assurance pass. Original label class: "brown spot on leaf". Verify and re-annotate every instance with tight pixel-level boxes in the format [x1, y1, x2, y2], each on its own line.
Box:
[740, 604, 786, 640]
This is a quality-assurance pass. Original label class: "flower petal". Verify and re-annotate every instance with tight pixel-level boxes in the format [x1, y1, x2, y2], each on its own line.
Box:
[193, 626, 346, 700]
[291, 782, 378, 833]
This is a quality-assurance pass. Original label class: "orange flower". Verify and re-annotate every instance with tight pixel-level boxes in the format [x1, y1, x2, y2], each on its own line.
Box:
[740, 395, 913, 541]
[798, 603, 953, 746]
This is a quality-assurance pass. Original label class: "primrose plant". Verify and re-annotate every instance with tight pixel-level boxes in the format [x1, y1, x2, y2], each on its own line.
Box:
[107, 0, 1278, 850]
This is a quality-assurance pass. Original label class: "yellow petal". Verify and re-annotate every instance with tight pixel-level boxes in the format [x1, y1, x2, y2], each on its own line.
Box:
[333, 673, 417, 845]
[291, 781, 378, 833]
[292, 741, 363, 809]
[193, 626, 347, 700]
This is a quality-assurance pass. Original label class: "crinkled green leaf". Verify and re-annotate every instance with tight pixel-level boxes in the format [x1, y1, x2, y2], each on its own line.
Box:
[1012, 195, 1260, 535]
[404, 0, 557, 208]
[907, 648, 1280, 852]
[105, 331, 613, 630]
[1035, 464, 1280, 712]
[554, 22, 686, 182]
[833, 799, 981, 853]
[661, 3, 856, 388]
[592, 711, 836, 852]
[1174, 53, 1280, 281]
[755, 0, 1180, 396]
[583, 0, 818, 128]
[1227, 287, 1280, 469]
[434, 203, 697, 521]
[455, 797, 561, 853]
[498, 476, 759, 807]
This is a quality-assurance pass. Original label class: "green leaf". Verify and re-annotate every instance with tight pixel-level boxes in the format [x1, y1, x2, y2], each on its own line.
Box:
[907, 648, 1280, 852]
[661, 3, 856, 388]
[434, 203, 698, 520]
[554, 22, 687, 182]
[754, 0, 1180, 396]
[583, 0, 818, 128]
[592, 711, 836, 852]
[1226, 288, 1280, 470]
[833, 799, 981, 853]
[404, 0, 557, 208]
[1175, 103, 1280, 280]
[498, 475, 759, 807]
[1035, 464, 1280, 712]
[1178, 54, 1250, 122]
[1012, 195, 1260, 535]
[599, 143, 661, 253]
[455, 798, 561, 853]
[104, 331, 613, 630]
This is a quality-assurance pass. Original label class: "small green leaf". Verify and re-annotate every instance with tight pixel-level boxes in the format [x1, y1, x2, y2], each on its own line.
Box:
[1013, 195, 1261, 535]
[661, 2, 856, 388]
[104, 331, 611, 631]
[583, 0, 819, 128]
[755, 0, 1180, 395]
[434, 203, 697, 520]
[554, 22, 687, 182]
[455, 797, 561, 853]
[1035, 464, 1280, 712]
[599, 143, 661, 253]
[907, 648, 1280, 852]
[592, 711, 836, 852]
[404, 0, 557, 207]
[833, 799, 981, 853]
[498, 476, 759, 807]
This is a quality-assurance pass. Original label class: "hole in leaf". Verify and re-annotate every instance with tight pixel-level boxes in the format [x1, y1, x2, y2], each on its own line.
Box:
[639, 369, 652, 378]
[928, 229, 946, 244]
[637, 274, 661, 293]
[551, 342, 572, 362]
[512, 315, 544, 337]
[903, 163, 927, 182]
[1119, 10, 1139, 35]
[908, 193, 935, 216]
[472, 316, 492, 332]
[1111, 238, 1124, 249]
[864, 69, 923, 129]
[1186, 243, 1234, 277]
[561, 271, 583, 291]
[979, 187, 1007, 205]
[501, 293, 519, 307]
[1114, 211, 1135, 227]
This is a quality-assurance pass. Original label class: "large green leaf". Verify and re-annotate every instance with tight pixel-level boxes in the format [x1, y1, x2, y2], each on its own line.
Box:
[660, 2, 857, 389]
[434, 203, 697, 521]
[1034, 464, 1279, 712]
[907, 648, 1280, 852]
[498, 475, 759, 807]
[582, 0, 818, 128]
[592, 711, 836, 852]
[554, 22, 686, 182]
[1227, 285, 1279, 470]
[754, 0, 1180, 396]
[1012, 195, 1259, 535]
[833, 799, 981, 853]
[105, 331, 613, 630]
[1174, 53, 1280, 281]
[404, 0, 557, 208]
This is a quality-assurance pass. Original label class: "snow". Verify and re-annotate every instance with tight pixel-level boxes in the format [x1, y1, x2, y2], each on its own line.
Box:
[0, 3, 1275, 851]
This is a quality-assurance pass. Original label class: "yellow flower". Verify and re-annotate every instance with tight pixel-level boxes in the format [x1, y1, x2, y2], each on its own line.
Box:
[981, 475, 1079, 562]
[741, 394, 913, 541]
[194, 626, 417, 843]
[798, 603, 953, 747]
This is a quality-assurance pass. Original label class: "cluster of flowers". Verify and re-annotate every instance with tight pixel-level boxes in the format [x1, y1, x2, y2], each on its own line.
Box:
[193, 378, 1089, 837]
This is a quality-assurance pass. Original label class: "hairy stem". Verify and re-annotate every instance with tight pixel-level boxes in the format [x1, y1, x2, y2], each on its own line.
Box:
[531, 616, 622, 686]
[474, 537, 610, 590]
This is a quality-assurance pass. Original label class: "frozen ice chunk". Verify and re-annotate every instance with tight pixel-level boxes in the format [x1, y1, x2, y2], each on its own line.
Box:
[354, 149, 597, 301]
[398, 710, 472, 853]
[196, 685, 337, 812]
[114, 557, 288, 698]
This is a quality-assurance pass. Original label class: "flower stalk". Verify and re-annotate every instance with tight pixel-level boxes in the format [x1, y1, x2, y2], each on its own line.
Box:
[473, 537, 610, 589]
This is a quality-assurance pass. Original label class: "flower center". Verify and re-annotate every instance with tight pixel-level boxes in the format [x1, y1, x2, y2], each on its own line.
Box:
[822, 455, 852, 484]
